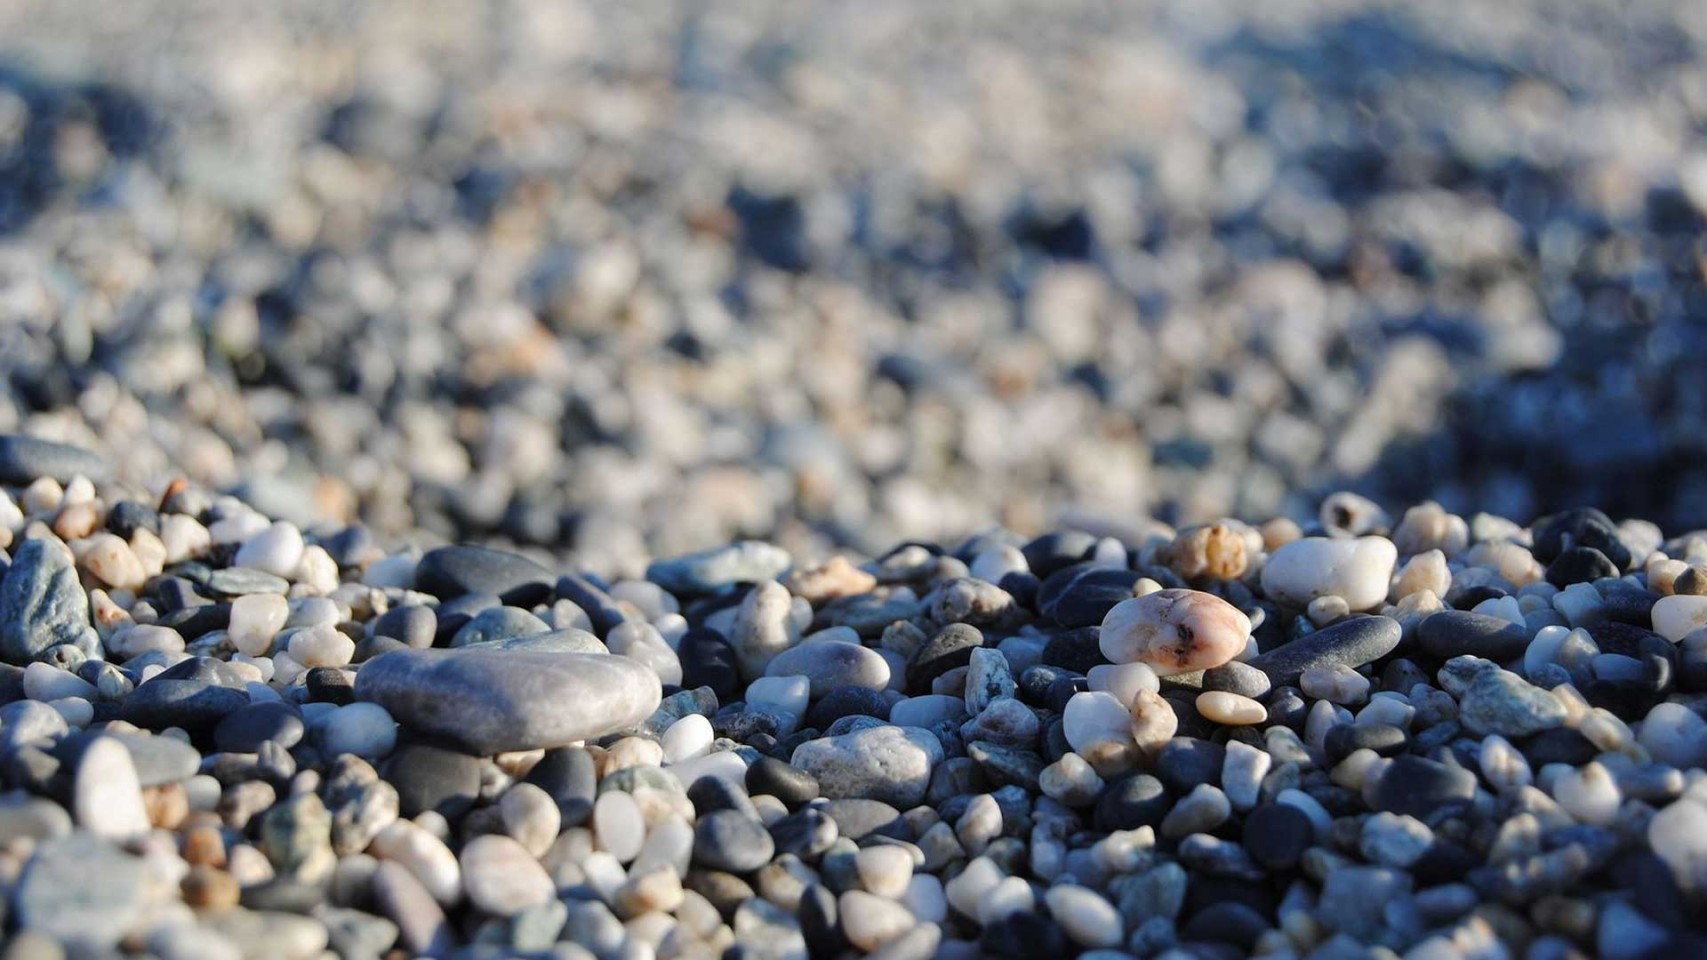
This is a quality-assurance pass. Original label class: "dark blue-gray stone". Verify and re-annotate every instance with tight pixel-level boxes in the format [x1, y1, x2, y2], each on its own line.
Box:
[1245, 615, 1402, 687]
[372, 605, 436, 648]
[415, 544, 553, 606]
[645, 541, 791, 595]
[0, 539, 99, 666]
[1418, 611, 1530, 662]
[693, 809, 774, 872]
[0, 436, 109, 485]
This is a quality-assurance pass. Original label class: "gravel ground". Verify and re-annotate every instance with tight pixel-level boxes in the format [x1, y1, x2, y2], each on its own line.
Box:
[0, 1, 1705, 572]
[4, 2, 1707, 959]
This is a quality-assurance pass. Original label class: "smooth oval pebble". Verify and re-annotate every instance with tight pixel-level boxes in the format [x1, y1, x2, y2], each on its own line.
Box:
[1098, 589, 1251, 676]
[1195, 691, 1267, 726]
[354, 649, 661, 754]
[1652, 595, 1707, 643]
[459, 834, 554, 916]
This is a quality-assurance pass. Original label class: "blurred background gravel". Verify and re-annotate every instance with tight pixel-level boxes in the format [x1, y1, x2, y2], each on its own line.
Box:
[1, 0, 1705, 575]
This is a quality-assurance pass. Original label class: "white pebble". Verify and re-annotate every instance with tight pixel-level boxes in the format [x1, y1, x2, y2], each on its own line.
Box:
[234, 521, 306, 578]
[371, 820, 462, 906]
[1260, 536, 1397, 611]
[23, 662, 97, 701]
[75, 736, 152, 840]
[594, 791, 647, 863]
[1195, 691, 1266, 725]
[1300, 663, 1370, 705]
[902, 874, 948, 923]
[839, 890, 915, 951]
[1653, 594, 1707, 642]
[1087, 662, 1160, 709]
[944, 857, 1004, 918]
[287, 626, 355, 668]
[855, 845, 914, 899]
[1045, 885, 1123, 949]
[230, 593, 290, 657]
[460, 834, 554, 915]
[662, 714, 714, 764]
[1553, 762, 1621, 825]
[976, 875, 1035, 926]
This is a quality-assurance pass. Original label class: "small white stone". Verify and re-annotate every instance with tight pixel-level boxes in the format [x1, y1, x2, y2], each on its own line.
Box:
[1553, 762, 1621, 826]
[665, 749, 748, 792]
[944, 857, 1004, 918]
[460, 834, 554, 916]
[230, 593, 290, 657]
[630, 816, 694, 878]
[662, 714, 715, 764]
[955, 793, 1003, 857]
[1261, 536, 1397, 611]
[1638, 703, 1707, 769]
[1045, 885, 1123, 949]
[1471, 595, 1525, 627]
[607, 621, 684, 687]
[1650, 797, 1707, 894]
[1159, 784, 1230, 839]
[1087, 662, 1160, 709]
[234, 521, 306, 578]
[159, 514, 211, 564]
[500, 782, 561, 858]
[287, 626, 355, 668]
[294, 545, 340, 595]
[901, 874, 948, 923]
[1653, 595, 1707, 642]
[839, 890, 915, 951]
[105, 624, 185, 660]
[1477, 734, 1532, 792]
[75, 736, 152, 840]
[1040, 752, 1105, 806]
[855, 845, 914, 899]
[594, 790, 646, 863]
[745, 675, 810, 724]
[23, 662, 98, 701]
[1300, 663, 1370, 705]
[970, 545, 1028, 583]
[976, 875, 1035, 926]
[1221, 740, 1271, 811]
[371, 820, 462, 906]
[80, 533, 147, 592]
[1062, 692, 1136, 757]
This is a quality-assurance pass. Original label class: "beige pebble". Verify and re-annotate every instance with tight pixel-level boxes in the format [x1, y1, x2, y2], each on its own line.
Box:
[80, 533, 147, 591]
[1165, 523, 1248, 581]
[1195, 691, 1267, 726]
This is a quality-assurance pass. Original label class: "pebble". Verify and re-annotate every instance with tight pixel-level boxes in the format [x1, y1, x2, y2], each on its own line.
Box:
[766, 638, 891, 695]
[460, 834, 555, 915]
[1194, 691, 1267, 725]
[234, 522, 306, 579]
[414, 545, 553, 605]
[355, 648, 661, 754]
[1261, 536, 1398, 611]
[13, 833, 147, 950]
[791, 725, 943, 807]
[0, 538, 100, 664]
[0, 435, 110, 485]
[1245, 615, 1402, 687]
[1098, 589, 1251, 675]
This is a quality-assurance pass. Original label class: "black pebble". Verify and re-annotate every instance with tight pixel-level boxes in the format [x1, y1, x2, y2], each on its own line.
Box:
[1242, 803, 1313, 871]
[104, 499, 160, 538]
[414, 544, 554, 606]
[1155, 738, 1225, 794]
[1546, 546, 1620, 588]
[745, 757, 819, 808]
[384, 740, 483, 819]
[1324, 723, 1408, 765]
[677, 629, 743, 702]
[525, 746, 598, 826]
[806, 686, 890, 728]
[1038, 626, 1107, 674]
[306, 667, 355, 705]
[906, 623, 984, 691]
[1094, 774, 1172, 832]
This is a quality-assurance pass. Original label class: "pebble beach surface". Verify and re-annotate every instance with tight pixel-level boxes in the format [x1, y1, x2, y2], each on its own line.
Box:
[2, 440, 1707, 959]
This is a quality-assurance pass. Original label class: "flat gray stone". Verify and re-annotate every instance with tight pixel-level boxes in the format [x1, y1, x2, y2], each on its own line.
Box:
[355, 649, 660, 755]
[0, 435, 109, 485]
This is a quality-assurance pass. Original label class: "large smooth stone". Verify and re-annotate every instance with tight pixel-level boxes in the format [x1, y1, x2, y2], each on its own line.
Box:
[413, 545, 553, 606]
[0, 435, 109, 484]
[1245, 615, 1402, 687]
[355, 649, 660, 755]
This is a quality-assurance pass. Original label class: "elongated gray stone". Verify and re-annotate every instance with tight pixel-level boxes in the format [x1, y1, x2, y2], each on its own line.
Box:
[0, 435, 109, 485]
[0, 538, 99, 665]
[354, 649, 660, 755]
